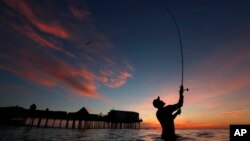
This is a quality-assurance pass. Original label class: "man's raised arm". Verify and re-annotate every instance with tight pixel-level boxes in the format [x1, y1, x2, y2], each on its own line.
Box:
[170, 85, 184, 111]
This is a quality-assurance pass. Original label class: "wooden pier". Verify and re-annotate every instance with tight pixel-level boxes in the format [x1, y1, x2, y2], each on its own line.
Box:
[0, 104, 142, 129]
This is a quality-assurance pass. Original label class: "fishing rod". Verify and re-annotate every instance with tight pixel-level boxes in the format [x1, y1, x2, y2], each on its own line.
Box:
[165, 7, 188, 92]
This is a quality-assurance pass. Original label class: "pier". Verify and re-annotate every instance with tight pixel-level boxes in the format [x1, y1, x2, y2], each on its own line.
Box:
[0, 104, 142, 129]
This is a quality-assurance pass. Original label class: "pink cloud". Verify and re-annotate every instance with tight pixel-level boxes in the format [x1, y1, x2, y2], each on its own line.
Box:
[0, 63, 56, 88]
[1, 0, 133, 99]
[0, 48, 132, 98]
[103, 71, 132, 88]
[0, 50, 99, 97]
[4, 0, 69, 39]
[32, 21, 69, 39]
[18, 25, 58, 50]
[69, 5, 90, 21]
[11, 23, 75, 57]
[4, 0, 74, 57]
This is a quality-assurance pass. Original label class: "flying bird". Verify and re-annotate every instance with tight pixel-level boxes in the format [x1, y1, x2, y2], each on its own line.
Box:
[85, 40, 92, 46]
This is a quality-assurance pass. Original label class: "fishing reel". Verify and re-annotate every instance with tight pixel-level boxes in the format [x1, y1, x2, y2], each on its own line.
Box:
[180, 85, 189, 93]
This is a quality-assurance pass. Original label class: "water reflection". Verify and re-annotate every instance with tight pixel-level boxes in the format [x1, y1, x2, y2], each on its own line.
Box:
[0, 127, 228, 141]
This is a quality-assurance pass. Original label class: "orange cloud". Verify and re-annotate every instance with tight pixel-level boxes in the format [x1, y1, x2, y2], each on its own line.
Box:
[219, 108, 242, 118]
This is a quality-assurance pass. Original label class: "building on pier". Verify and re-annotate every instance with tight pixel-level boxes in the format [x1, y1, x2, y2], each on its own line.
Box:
[106, 110, 142, 129]
[0, 105, 142, 129]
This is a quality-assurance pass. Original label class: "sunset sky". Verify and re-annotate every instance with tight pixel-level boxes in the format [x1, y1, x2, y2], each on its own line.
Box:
[0, 0, 250, 129]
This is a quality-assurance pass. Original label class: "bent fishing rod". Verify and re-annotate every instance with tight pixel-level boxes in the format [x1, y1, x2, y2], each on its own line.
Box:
[165, 7, 189, 92]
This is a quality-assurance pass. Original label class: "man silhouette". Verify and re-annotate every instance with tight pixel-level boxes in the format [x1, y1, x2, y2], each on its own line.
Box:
[153, 85, 184, 141]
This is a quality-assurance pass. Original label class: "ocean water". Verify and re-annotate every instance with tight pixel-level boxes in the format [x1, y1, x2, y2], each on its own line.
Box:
[0, 127, 228, 141]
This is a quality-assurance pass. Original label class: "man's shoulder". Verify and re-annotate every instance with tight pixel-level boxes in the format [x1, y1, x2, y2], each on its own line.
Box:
[164, 105, 172, 109]
[163, 105, 175, 111]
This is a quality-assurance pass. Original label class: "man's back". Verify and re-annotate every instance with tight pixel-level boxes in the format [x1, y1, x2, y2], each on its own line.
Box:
[157, 106, 176, 139]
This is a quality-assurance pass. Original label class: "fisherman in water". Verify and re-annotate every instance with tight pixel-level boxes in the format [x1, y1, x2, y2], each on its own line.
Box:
[153, 85, 184, 141]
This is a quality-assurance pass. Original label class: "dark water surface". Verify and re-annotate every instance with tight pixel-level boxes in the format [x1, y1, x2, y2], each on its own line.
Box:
[0, 127, 228, 141]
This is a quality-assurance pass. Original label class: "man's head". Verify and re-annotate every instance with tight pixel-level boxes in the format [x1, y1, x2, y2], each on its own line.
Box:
[153, 96, 165, 109]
